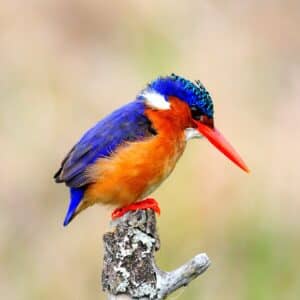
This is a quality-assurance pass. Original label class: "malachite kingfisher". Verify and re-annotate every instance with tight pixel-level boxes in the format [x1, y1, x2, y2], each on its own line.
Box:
[54, 74, 249, 226]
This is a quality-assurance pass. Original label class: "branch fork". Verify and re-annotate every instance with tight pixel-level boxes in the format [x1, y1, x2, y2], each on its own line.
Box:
[102, 209, 210, 299]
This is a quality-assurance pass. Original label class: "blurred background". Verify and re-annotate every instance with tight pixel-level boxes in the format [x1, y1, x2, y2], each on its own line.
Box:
[1, 1, 300, 299]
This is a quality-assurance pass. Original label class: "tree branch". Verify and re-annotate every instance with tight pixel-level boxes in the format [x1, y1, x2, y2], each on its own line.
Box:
[102, 209, 210, 299]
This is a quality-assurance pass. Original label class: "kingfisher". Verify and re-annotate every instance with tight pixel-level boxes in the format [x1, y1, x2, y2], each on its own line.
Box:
[54, 74, 249, 226]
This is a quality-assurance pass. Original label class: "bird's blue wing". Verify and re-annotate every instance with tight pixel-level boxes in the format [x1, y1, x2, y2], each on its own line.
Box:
[54, 100, 155, 188]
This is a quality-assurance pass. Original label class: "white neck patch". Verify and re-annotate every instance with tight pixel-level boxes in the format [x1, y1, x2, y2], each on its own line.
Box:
[143, 90, 171, 110]
[185, 128, 202, 141]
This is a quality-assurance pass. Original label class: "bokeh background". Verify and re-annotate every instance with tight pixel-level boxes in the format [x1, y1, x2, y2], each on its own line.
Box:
[1, 1, 300, 299]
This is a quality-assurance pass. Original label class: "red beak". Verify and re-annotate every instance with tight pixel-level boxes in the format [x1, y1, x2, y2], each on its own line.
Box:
[195, 120, 250, 173]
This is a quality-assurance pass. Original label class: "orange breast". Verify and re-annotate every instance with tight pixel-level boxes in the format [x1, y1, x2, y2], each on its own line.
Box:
[84, 97, 193, 207]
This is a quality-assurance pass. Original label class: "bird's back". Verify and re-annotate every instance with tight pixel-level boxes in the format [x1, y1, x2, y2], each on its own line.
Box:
[54, 100, 155, 188]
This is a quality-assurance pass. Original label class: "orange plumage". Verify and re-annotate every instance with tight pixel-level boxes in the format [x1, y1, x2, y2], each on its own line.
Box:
[75, 97, 193, 215]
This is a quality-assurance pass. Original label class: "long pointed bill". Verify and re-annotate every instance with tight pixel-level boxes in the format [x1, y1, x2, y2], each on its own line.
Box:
[195, 121, 250, 173]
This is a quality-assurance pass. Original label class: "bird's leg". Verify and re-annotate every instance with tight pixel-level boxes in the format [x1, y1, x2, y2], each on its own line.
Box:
[111, 198, 161, 220]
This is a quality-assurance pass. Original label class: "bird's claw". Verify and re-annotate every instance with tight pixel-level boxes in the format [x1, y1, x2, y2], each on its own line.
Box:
[111, 198, 161, 220]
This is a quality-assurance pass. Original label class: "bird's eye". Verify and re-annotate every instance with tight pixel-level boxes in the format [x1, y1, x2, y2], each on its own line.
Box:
[190, 106, 202, 120]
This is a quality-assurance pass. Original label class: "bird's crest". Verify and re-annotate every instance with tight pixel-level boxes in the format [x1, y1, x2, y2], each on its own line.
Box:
[145, 73, 214, 118]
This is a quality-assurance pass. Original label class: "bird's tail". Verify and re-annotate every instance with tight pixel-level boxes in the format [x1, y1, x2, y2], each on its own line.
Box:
[63, 188, 85, 226]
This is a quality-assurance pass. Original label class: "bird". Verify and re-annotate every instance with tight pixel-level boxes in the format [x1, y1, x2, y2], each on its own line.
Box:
[54, 74, 249, 226]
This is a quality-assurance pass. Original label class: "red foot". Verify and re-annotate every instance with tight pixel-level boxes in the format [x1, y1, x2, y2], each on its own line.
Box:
[111, 198, 161, 220]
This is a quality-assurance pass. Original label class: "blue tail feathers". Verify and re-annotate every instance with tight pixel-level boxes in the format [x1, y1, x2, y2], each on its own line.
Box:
[63, 188, 85, 226]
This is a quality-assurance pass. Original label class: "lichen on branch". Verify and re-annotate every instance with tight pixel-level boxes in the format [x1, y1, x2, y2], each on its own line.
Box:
[102, 210, 210, 299]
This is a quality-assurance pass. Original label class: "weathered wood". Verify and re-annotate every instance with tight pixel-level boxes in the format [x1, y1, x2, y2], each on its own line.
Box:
[102, 210, 210, 299]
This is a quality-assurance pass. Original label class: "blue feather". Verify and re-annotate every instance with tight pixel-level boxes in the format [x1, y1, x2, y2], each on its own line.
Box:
[63, 188, 85, 226]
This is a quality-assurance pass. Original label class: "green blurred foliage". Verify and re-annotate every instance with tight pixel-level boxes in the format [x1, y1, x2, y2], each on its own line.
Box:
[1, 1, 300, 299]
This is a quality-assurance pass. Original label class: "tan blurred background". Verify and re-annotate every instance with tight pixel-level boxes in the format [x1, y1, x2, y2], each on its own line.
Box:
[1, 1, 300, 299]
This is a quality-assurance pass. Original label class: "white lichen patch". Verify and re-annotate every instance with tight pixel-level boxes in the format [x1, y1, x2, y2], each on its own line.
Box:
[115, 281, 129, 293]
[116, 238, 138, 259]
[114, 266, 130, 292]
[132, 229, 155, 253]
[133, 282, 157, 299]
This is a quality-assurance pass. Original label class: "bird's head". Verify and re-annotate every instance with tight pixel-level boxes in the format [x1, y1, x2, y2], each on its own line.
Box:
[139, 73, 249, 173]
